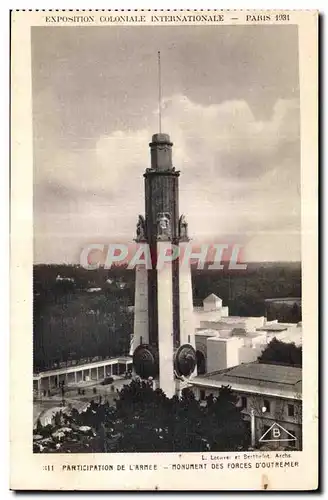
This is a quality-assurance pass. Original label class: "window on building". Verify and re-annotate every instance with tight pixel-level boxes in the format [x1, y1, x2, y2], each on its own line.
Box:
[263, 400, 271, 413]
[288, 404, 295, 417]
[200, 389, 206, 401]
[240, 396, 247, 410]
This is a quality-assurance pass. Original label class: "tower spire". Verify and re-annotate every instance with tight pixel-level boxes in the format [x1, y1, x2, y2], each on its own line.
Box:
[158, 51, 162, 133]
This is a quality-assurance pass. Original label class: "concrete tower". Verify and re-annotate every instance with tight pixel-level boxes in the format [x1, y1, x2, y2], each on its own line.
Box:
[132, 133, 196, 397]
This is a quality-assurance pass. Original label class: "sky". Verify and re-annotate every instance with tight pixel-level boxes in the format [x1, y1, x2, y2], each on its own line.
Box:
[32, 25, 300, 264]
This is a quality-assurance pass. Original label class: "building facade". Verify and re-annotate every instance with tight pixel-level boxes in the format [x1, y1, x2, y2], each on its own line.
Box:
[191, 362, 302, 450]
[33, 356, 132, 393]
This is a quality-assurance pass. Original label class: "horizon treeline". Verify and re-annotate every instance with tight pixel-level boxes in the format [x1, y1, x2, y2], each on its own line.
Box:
[33, 262, 302, 372]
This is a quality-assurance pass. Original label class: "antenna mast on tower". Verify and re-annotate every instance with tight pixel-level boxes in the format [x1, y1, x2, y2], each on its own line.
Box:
[158, 51, 162, 133]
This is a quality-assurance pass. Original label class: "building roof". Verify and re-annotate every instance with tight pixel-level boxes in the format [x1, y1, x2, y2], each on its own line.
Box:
[195, 329, 219, 337]
[264, 297, 302, 306]
[33, 356, 132, 379]
[207, 336, 243, 343]
[265, 297, 301, 304]
[215, 316, 265, 323]
[218, 363, 301, 385]
[256, 324, 289, 332]
[117, 356, 133, 363]
[191, 362, 302, 400]
[203, 293, 221, 302]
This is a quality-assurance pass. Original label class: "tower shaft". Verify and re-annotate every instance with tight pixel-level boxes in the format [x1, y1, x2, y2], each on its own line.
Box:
[132, 133, 196, 397]
[144, 134, 180, 347]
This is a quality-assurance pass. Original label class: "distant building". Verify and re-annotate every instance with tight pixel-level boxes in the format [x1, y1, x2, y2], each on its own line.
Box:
[265, 298, 302, 323]
[86, 287, 102, 293]
[203, 293, 223, 312]
[56, 274, 75, 283]
[193, 292, 229, 323]
[190, 362, 302, 450]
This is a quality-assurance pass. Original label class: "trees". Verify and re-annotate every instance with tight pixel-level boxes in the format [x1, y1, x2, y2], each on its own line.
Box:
[258, 338, 302, 367]
[203, 386, 250, 451]
[37, 380, 250, 453]
[110, 380, 250, 452]
[192, 263, 301, 318]
[33, 285, 133, 371]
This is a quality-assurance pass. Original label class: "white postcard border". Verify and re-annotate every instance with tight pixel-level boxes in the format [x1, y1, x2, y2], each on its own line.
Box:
[10, 10, 318, 491]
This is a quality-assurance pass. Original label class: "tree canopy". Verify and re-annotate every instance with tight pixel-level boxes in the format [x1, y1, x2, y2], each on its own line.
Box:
[34, 380, 250, 453]
[258, 337, 302, 367]
[111, 380, 250, 452]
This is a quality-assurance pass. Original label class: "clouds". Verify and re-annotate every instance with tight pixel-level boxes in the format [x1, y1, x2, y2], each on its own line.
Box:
[32, 24, 300, 263]
[162, 94, 300, 177]
[34, 93, 300, 263]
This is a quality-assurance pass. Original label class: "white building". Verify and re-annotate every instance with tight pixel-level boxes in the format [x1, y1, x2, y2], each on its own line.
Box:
[193, 294, 302, 375]
[33, 356, 133, 393]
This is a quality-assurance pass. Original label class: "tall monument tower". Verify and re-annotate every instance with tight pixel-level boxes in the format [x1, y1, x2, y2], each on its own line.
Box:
[131, 133, 197, 397]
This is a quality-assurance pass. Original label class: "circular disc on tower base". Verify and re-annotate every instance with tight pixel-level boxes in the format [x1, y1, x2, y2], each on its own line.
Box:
[174, 344, 197, 377]
[132, 344, 159, 379]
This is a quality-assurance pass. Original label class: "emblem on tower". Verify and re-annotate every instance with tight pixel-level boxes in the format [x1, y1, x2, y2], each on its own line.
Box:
[157, 212, 171, 240]
[174, 343, 197, 378]
[132, 344, 159, 379]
